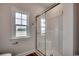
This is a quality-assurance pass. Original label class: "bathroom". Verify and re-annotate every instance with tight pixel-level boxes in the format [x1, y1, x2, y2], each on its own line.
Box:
[0, 3, 78, 56]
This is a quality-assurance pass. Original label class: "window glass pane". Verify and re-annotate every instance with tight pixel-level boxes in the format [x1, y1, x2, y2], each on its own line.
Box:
[41, 18, 45, 34]
[41, 23, 45, 27]
[22, 20, 27, 25]
[16, 12, 21, 19]
[41, 18, 45, 26]
[22, 14, 27, 19]
[16, 19, 21, 24]
[41, 19, 45, 23]
[41, 28, 45, 31]
[41, 27, 45, 33]
[16, 26, 27, 37]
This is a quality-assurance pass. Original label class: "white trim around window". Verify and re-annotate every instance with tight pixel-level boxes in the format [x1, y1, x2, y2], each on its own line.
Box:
[10, 7, 31, 40]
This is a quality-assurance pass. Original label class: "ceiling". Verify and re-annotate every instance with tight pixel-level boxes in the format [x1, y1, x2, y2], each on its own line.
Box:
[30, 3, 53, 8]
[0, 3, 53, 9]
[13, 3, 54, 9]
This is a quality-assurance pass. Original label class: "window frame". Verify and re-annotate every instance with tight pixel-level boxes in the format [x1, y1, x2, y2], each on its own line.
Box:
[11, 8, 31, 39]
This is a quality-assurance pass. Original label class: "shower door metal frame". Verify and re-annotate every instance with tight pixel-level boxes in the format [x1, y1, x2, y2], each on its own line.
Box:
[35, 3, 60, 56]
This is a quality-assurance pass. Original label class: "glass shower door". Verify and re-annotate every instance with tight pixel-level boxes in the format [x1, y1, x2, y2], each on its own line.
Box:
[36, 4, 63, 56]
[46, 4, 63, 56]
[36, 13, 46, 55]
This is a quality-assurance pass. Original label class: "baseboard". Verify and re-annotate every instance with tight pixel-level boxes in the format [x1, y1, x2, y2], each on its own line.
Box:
[16, 49, 36, 56]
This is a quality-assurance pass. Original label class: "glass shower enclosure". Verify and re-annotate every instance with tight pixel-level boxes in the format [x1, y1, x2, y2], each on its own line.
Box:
[36, 4, 63, 56]
[36, 13, 46, 55]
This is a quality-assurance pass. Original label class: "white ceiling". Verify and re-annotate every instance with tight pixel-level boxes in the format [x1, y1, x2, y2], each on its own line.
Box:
[15, 3, 54, 9]
[0, 3, 53, 9]
[30, 3, 53, 8]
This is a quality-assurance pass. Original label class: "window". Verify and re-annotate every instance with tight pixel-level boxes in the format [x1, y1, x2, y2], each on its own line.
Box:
[15, 12, 28, 37]
[41, 18, 45, 36]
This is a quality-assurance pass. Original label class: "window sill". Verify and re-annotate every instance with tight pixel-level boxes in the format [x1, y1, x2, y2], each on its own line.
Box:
[11, 36, 31, 40]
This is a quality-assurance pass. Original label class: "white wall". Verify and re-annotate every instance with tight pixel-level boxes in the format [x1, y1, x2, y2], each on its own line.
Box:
[0, 4, 45, 55]
[63, 4, 74, 56]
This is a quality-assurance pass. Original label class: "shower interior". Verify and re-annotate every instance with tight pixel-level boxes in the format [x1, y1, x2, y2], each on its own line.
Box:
[36, 4, 63, 56]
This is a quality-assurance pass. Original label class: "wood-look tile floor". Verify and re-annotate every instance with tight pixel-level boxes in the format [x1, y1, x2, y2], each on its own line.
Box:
[27, 52, 38, 56]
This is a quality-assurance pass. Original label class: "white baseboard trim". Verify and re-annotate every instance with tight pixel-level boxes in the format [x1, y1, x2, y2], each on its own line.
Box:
[16, 49, 36, 56]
